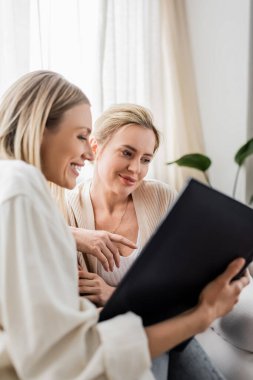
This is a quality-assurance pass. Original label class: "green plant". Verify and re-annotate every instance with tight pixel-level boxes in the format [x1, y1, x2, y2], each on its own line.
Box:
[167, 153, 212, 186]
[166, 138, 253, 201]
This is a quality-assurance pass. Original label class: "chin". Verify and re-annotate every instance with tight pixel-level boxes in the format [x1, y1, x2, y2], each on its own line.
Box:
[56, 177, 76, 190]
[65, 181, 76, 190]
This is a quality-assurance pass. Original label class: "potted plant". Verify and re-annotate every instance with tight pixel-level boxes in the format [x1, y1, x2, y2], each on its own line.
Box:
[166, 138, 253, 202]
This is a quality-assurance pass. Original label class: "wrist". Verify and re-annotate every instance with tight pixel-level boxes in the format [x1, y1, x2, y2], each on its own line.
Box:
[194, 302, 216, 332]
[100, 285, 116, 306]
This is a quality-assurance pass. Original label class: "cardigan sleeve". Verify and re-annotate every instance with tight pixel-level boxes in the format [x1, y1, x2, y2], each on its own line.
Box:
[0, 194, 153, 380]
[133, 180, 178, 245]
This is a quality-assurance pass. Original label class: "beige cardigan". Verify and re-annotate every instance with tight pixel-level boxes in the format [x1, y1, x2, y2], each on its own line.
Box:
[66, 178, 177, 273]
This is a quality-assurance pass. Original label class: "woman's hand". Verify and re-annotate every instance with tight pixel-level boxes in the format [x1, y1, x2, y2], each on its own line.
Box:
[198, 258, 250, 326]
[145, 258, 250, 358]
[70, 227, 137, 272]
[78, 269, 115, 306]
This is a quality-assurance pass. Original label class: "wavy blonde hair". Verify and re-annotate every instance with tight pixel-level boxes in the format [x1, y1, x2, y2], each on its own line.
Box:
[93, 103, 160, 152]
[0, 70, 90, 167]
[0, 70, 90, 214]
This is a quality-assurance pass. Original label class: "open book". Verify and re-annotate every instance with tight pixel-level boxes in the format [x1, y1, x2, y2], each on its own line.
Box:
[99, 179, 253, 327]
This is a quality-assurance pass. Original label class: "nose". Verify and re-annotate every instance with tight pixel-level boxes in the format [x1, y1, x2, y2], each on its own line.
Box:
[81, 143, 94, 162]
[127, 158, 141, 174]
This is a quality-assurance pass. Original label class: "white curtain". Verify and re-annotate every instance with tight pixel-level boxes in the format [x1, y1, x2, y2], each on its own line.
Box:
[0, 0, 207, 189]
[161, 0, 208, 189]
[30, 0, 101, 116]
[0, 0, 30, 96]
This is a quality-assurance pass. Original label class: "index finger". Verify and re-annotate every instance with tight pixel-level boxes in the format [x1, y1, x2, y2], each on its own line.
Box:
[109, 233, 137, 249]
[78, 270, 96, 280]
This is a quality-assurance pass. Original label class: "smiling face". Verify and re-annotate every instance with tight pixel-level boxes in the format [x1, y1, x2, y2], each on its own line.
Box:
[40, 103, 93, 189]
[94, 124, 156, 196]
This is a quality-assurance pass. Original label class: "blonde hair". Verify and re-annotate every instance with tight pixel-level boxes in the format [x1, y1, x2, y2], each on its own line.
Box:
[0, 70, 90, 215]
[93, 103, 160, 152]
[0, 70, 90, 167]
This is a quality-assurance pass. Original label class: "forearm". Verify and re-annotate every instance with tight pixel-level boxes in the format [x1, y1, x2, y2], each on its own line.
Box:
[145, 304, 212, 358]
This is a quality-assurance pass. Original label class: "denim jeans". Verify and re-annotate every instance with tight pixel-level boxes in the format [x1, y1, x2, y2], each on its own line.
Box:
[152, 338, 225, 380]
[152, 352, 169, 380]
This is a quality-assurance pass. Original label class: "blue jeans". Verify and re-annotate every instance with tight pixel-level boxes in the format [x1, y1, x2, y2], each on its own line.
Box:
[152, 353, 169, 380]
[152, 338, 225, 380]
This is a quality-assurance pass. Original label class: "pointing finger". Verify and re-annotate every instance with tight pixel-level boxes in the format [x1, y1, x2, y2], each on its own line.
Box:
[109, 233, 137, 249]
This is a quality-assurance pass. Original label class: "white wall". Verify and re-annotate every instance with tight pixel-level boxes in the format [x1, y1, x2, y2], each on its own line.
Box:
[185, 0, 251, 202]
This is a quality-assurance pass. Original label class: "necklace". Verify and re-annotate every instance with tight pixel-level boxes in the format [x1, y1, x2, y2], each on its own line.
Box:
[111, 197, 129, 234]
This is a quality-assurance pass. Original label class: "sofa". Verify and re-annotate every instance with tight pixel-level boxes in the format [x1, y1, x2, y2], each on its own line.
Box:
[197, 264, 253, 380]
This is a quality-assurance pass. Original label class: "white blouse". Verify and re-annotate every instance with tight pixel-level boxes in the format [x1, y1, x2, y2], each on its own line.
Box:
[0, 160, 154, 380]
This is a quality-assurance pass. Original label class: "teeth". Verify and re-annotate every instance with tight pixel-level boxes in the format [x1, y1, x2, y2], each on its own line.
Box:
[71, 164, 82, 172]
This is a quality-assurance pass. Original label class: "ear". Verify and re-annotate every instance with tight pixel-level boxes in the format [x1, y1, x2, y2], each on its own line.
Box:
[89, 136, 98, 155]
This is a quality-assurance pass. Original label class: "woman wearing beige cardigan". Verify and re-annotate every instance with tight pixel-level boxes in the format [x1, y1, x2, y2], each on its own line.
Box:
[66, 105, 177, 304]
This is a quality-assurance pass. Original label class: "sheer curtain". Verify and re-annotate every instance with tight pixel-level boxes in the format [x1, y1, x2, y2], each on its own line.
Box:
[29, 0, 101, 114]
[160, 0, 207, 189]
[0, 0, 30, 96]
[0, 0, 207, 189]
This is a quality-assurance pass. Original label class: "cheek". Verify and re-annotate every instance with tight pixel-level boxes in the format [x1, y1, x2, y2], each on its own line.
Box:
[61, 140, 74, 154]
[55, 148, 69, 167]
[99, 154, 119, 172]
[140, 165, 149, 179]
[97, 158, 111, 179]
[60, 139, 80, 162]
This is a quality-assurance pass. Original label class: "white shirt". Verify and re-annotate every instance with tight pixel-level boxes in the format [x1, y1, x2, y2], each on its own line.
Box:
[0, 160, 154, 380]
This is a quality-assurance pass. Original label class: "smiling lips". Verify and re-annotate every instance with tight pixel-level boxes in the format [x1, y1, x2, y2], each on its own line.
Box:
[70, 163, 83, 177]
[119, 174, 137, 186]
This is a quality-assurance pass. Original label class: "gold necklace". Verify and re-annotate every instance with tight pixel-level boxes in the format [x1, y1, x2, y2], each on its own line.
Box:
[111, 197, 129, 234]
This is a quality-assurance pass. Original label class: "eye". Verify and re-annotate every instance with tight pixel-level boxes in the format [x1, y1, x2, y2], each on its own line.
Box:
[122, 149, 132, 158]
[78, 135, 87, 141]
[141, 157, 152, 165]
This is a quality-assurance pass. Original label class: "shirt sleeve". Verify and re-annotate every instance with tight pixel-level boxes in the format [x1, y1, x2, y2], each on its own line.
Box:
[0, 195, 153, 380]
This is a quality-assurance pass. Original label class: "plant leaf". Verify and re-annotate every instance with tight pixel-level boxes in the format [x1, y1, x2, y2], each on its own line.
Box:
[234, 138, 253, 166]
[249, 194, 253, 206]
[166, 153, 211, 172]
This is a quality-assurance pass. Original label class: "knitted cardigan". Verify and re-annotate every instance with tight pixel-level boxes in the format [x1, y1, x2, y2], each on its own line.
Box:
[66, 178, 177, 273]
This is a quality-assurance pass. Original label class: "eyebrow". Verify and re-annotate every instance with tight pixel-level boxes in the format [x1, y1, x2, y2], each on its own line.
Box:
[121, 144, 154, 157]
[76, 126, 92, 135]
